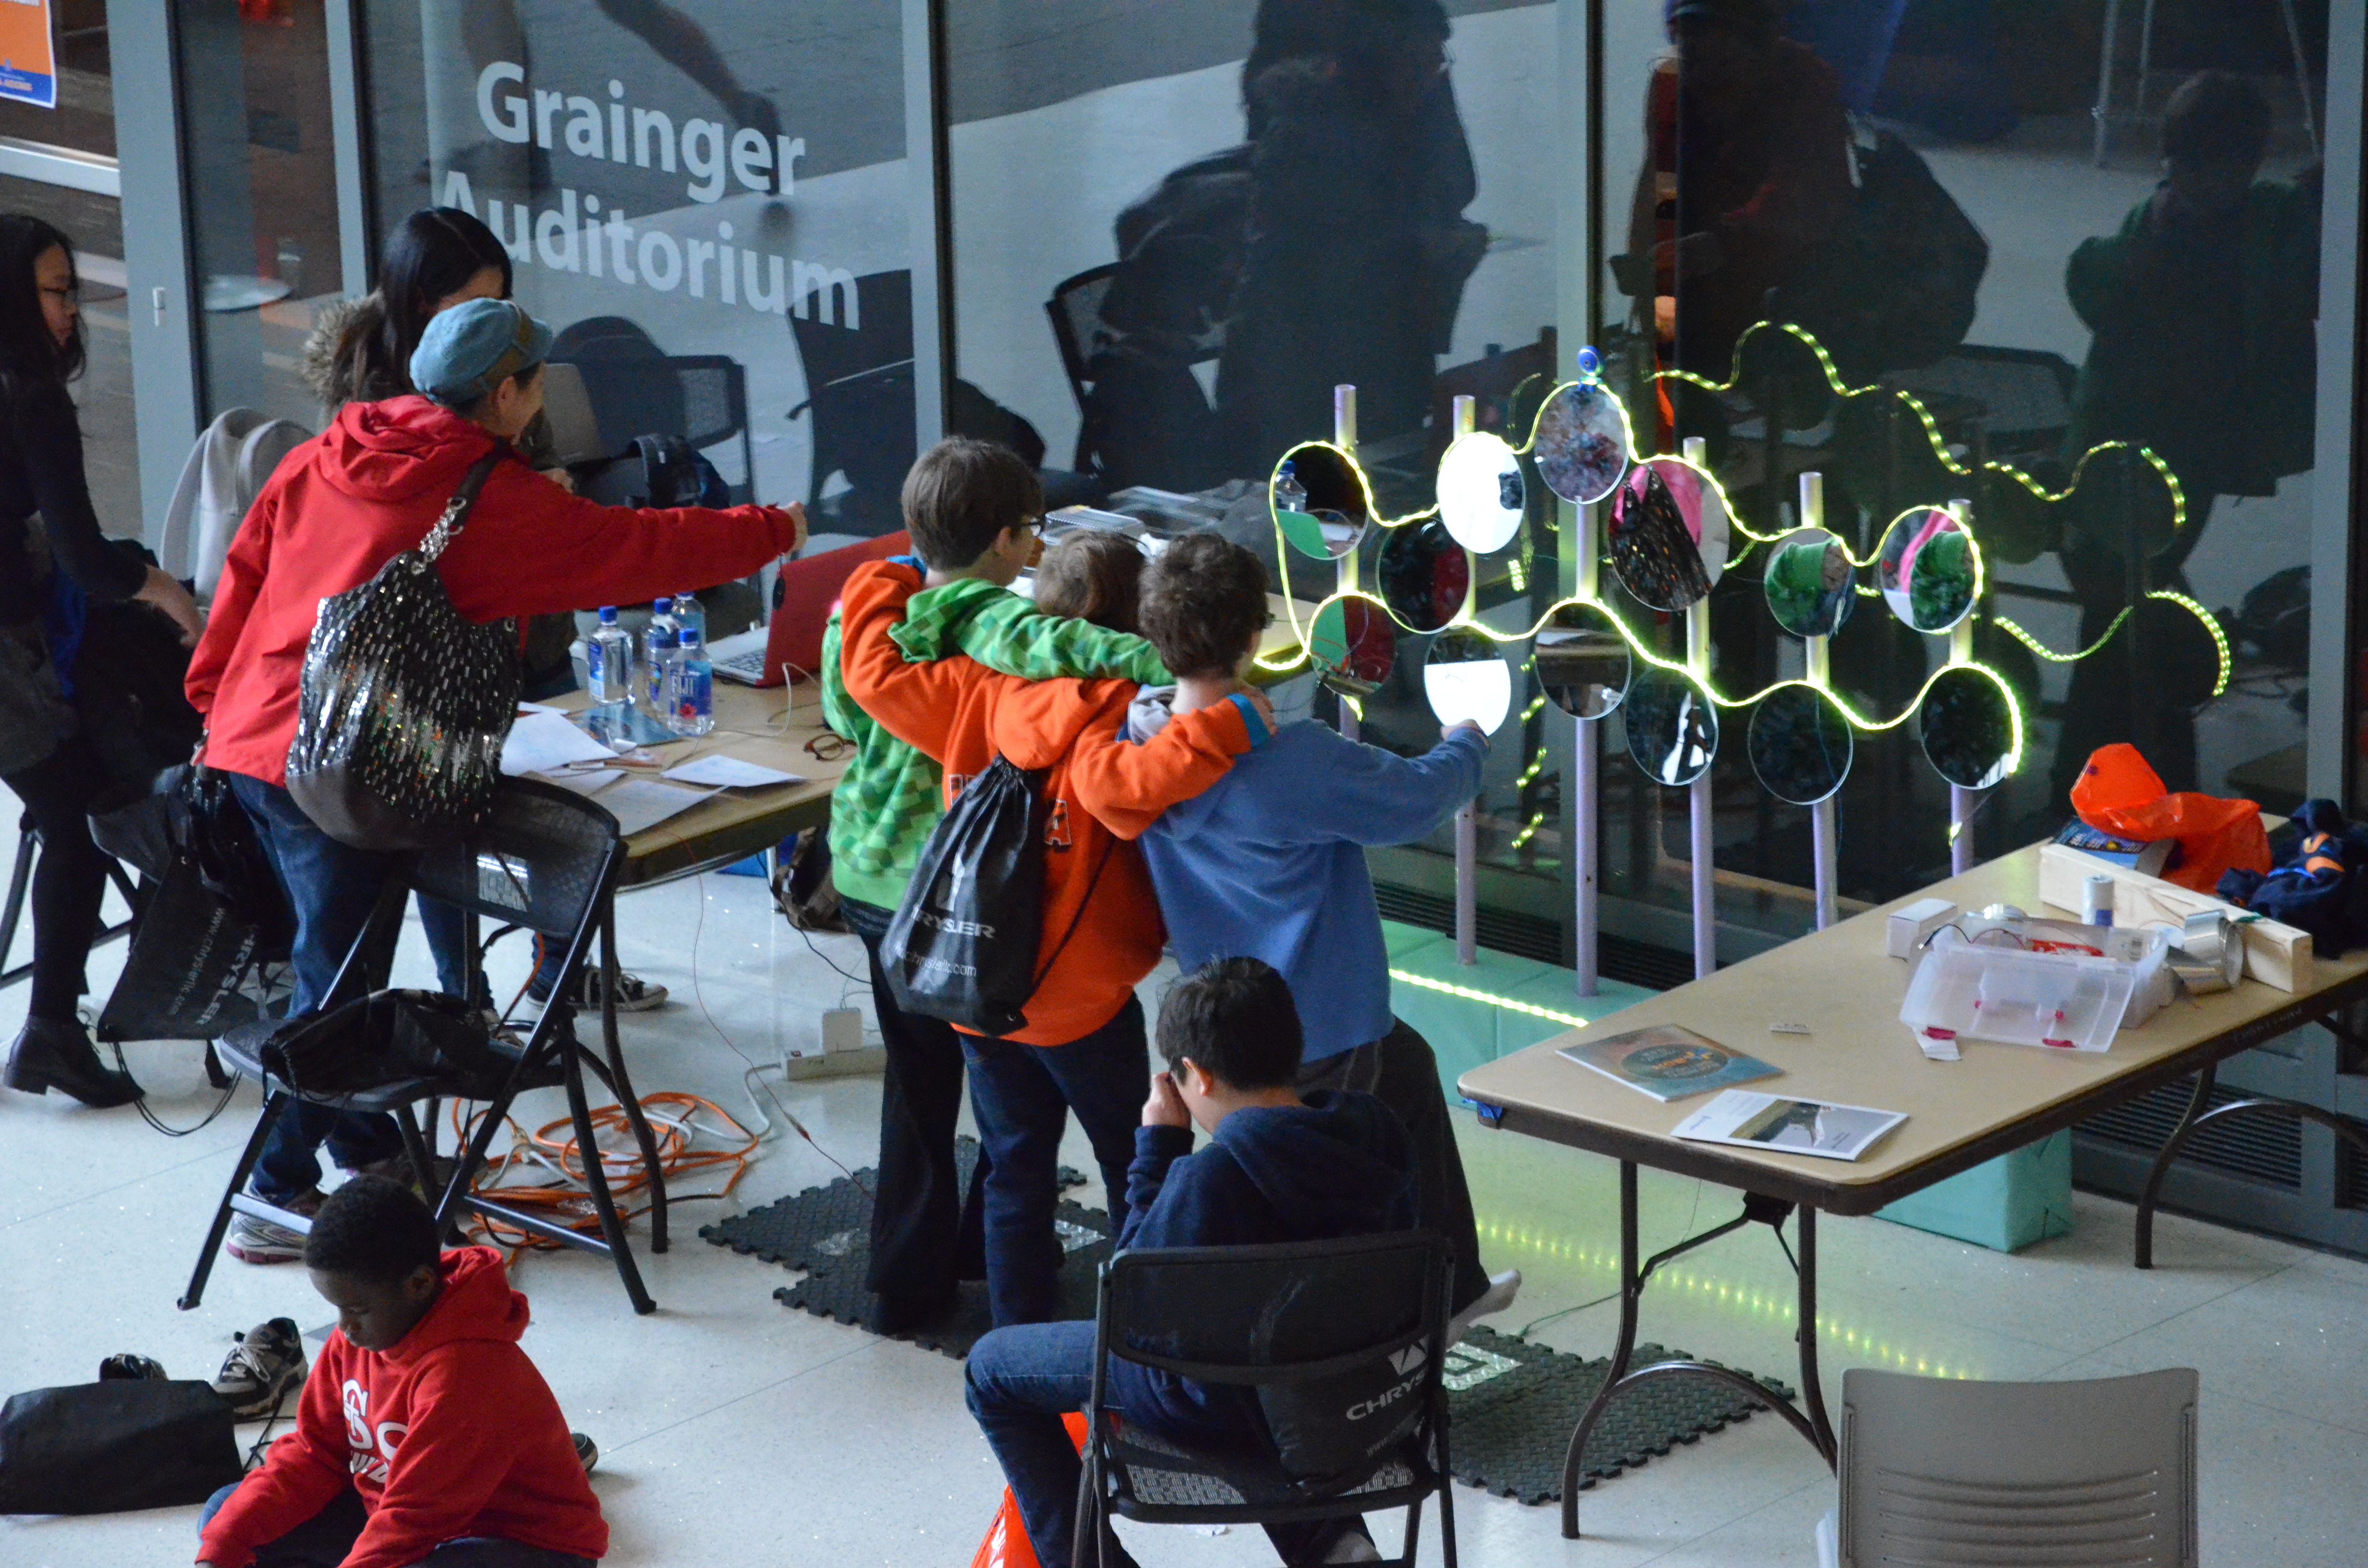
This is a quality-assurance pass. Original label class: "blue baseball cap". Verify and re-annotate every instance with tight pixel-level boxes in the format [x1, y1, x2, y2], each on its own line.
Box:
[409, 297, 555, 408]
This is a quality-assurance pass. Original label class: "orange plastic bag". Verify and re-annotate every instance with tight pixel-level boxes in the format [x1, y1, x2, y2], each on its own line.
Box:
[2071, 744, 2270, 893]
[968, 1412, 1090, 1568]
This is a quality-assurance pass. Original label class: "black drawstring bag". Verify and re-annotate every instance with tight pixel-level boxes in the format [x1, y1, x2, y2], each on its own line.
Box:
[286, 449, 520, 851]
[880, 757, 1117, 1037]
[0, 1380, 242, 1514]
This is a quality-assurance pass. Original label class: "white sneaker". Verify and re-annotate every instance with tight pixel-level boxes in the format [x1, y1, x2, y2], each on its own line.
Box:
[1448, 1269, 1522, 1344]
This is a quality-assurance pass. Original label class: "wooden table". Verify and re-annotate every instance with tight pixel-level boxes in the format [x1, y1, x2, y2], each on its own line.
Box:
[1457, 842, 2368, 1536]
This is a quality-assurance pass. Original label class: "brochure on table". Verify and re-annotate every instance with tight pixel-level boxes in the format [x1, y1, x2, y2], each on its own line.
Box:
[1557, 1024, 1780, 1102]
[1674, 1090, 1907, 1163]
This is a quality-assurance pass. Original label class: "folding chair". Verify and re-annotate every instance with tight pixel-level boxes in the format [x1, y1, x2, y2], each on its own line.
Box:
[1077, 1232, 1456, 1568]
[1, 811, 141, 990]
[180, 779, 667, 1315]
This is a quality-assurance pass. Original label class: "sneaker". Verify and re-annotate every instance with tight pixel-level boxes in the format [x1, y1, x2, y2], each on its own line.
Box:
[226, 1188, 324, 1265]
[1448, 1269, 1523, 1345]
[99, 1352, 167, 1382]
[213, 1317, 308, 1418]
[532, 967, 668, 1013]
[573, 1432, 598, 1474]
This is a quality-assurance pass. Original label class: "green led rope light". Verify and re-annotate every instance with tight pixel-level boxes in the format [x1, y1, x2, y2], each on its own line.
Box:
[1389, 969, 1587, 1027]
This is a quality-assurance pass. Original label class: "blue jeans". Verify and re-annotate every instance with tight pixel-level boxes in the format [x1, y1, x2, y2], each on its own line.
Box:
[200, 1482, 595, 1568]
[966, 1323, 1362, 1568]
[963, 996, 1147, 1326]
[417, 903, 570, 1010]
[227, 774, 407, 1202]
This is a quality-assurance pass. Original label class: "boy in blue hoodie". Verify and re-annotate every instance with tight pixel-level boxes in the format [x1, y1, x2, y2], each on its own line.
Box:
[1124, 533, 1515, 1326]
[965, 958, 1415, 1568]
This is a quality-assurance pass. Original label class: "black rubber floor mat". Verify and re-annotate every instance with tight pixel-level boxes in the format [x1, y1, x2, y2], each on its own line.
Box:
[1443, 1325, 1796, 1504]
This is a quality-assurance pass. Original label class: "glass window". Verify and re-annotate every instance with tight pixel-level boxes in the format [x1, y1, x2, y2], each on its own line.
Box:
[362, 0, 911, 532]
[1600, 0, 2335, 949]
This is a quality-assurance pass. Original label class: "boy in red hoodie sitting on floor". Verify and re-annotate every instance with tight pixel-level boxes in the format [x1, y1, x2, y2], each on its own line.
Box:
[836, 440, 1273, 1328]
[197, 1178, 606, 1568]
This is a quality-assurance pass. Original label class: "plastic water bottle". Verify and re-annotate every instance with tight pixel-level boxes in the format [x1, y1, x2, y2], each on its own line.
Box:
[641, 597, 678, 711]
[670, 589, 706, 647]
[667, 627, 714, 736]
[587, 607, 633, 705]
[1272, 459, 1307, 518]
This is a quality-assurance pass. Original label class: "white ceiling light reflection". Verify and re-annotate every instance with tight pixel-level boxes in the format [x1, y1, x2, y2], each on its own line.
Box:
[1423, 628, 1514, 734]
[1437, 432, 1525, 554]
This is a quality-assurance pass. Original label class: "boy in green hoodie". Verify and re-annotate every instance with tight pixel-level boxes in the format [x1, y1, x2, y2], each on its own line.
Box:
[820, 438, 1169, 1333]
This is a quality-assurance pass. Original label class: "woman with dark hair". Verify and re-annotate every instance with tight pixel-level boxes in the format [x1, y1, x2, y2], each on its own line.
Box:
[302, 207, 512, 411]
[0, 215, 204, 1105]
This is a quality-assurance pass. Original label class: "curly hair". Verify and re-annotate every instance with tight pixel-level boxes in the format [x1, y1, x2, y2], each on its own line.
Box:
[1138, 533, 1271, 679]
[304, 1176, 441, 1282]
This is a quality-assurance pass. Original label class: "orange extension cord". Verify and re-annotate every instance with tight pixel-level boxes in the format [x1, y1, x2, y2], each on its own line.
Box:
[446, 1091, 759, 1255]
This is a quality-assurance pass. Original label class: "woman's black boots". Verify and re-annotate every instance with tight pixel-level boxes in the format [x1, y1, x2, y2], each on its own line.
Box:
[4, 1016, 141, 1107]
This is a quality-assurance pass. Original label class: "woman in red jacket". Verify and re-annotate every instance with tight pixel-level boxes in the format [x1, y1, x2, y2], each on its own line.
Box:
[186, 298, 802, 1263]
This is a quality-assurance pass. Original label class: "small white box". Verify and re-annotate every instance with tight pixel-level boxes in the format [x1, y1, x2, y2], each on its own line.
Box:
[1888, 898, 1959, 960]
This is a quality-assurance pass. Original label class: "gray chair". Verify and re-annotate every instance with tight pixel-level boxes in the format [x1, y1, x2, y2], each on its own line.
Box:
[1819, 1366, 2198, 1568]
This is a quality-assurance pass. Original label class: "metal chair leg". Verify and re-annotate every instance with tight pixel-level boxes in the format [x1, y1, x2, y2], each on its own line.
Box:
[560, 1028, 656, 1314]
[0, 824, 36, 988]
[181, 1091, 282, 1310]
[600, 901, 668, 1251]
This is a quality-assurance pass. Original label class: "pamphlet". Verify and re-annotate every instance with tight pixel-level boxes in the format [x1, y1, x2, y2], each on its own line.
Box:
[1556, 1024, 1780, 1102]
[1672, 1090, 1907, 1163]
[661, 754, 805, 789]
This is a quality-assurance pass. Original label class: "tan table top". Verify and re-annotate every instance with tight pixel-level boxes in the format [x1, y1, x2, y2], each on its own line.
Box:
[551, 683, 846, 887]
[1457, 844, 2368, 1214]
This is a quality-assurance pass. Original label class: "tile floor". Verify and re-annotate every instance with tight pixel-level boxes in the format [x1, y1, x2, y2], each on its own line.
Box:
[4, 829, 2367, 1566]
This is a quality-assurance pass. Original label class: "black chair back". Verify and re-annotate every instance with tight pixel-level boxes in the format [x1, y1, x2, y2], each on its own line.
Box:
[1097, 1232, 1449, 1488]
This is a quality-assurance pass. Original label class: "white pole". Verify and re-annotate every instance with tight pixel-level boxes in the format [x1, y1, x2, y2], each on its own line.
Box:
[1946, 496, 1978, 875]
[1334, 383, 1361, 745]
[1454, 394, 1479, 968]
[1801, 471, 1838, 930]
[1683, 436, 1715, 980]
[1575, 492, 1601, 997]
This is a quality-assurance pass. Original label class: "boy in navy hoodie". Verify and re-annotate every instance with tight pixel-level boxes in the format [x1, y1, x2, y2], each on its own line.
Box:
[1125, 533, 1516, 1329]
[964, 958, 1415, 1568]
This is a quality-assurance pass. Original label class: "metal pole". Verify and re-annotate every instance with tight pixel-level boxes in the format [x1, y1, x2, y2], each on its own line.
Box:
[2092, 0, 2121, 165]
[1683, 436, 1714, 980]
[1334, 383, 1360, 744]
[1575, 491, 1601, 997]
[1946, 497, 1977, 875]
[1800, 472, 1837, 930]
[1454, 393, 1478, 967]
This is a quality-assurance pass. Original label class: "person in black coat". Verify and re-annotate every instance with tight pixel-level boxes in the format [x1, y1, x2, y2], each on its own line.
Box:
[0, 215, 204, 1105]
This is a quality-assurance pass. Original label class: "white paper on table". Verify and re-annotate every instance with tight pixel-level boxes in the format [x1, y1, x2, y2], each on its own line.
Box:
[502, 710, 617, 776]
[661, 754, 806, 789]
[596, 777, 721, 836]
[537, 768, 622, 800]
[1671, 1089, 1908, 1163]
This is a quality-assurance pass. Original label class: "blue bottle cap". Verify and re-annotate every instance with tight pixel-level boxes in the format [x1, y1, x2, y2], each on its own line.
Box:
[1577, 345, 1602, 377]
[678, 627, 701, 649]
[653, 596, 672, 612]
[598, 606, 618, 622]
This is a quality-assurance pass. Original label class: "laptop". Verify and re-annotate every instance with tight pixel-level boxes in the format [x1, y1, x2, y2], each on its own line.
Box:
[713, 530, 914, 688]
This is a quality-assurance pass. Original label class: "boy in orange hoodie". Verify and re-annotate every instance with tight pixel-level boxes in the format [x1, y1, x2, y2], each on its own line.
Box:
[196, 1178, 606, 1568]
[838, 445, 1272, 1326]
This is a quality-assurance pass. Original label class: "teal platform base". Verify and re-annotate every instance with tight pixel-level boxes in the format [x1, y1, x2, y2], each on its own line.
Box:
[1875, 1132, 2074, 1253]
[1381, 922, 1654, 1104]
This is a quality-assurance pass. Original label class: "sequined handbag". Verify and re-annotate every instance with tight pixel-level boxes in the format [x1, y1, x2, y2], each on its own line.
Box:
[286, 450, 518, 850]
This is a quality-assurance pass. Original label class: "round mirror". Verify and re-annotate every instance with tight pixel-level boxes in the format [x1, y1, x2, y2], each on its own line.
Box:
[1377, 519, 1471, 634]
[1422, 627, 1514, 735]
[1877, 507, 1978, 633]
[1536, 603, 1630, 720]
[1533, 380, 1631, 505]
[1919, 665, 2018, 790]
[1437, 431, 1526, 554]
[1273, 443, 1371, 561]
[1747, 685, 1854, 805]
[1309, 596, 1396, 697]
[1762, 527, 1856, 639]
[1622, 668, 1719, 787]
[1608, 457, 1728, 612]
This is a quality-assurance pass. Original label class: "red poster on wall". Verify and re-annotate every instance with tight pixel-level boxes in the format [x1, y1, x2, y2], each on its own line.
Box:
[0, 0, 53, 110]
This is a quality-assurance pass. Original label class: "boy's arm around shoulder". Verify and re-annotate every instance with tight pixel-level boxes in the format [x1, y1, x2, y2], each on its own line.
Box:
[959, 593, 1171, 685]
[837, 559, 982, 762]
[1068, 690, 1267, 839]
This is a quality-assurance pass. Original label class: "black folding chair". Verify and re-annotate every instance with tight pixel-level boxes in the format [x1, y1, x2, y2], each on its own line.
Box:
[1077, 1232, 1457, 1568]
[1, 810, 141, 990]
[179, 779, 667, 1315]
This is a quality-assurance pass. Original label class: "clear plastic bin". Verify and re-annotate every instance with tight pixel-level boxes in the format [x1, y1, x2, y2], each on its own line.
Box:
[1900, 928, 2137, 1053]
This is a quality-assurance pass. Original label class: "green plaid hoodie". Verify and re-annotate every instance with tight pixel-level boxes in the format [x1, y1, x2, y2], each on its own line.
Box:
[820, 575, 1169, 911]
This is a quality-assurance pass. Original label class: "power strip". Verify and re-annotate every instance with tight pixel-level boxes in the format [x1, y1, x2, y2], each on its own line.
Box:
[782, 1007, 887, 1080]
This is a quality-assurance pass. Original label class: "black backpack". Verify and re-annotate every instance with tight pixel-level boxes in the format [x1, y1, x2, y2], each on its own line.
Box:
[880, 757, 1114, 1037]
